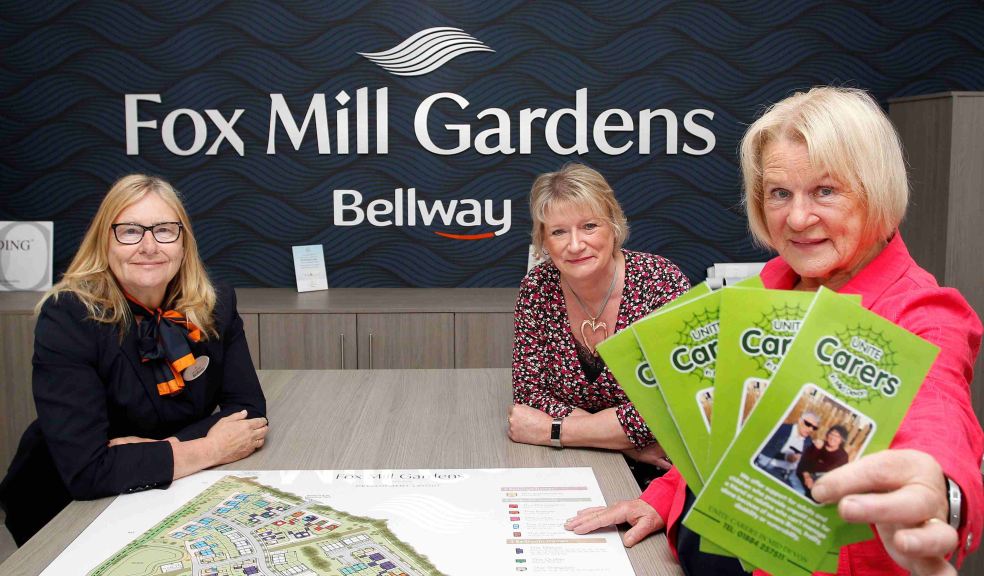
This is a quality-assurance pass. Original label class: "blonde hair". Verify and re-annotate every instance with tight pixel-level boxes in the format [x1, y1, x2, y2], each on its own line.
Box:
[40, 174, 217, 338]
[740, 86, 908, 248]
[529, 163, 628, 258]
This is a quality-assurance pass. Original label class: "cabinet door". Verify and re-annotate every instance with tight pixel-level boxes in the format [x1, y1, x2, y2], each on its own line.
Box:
[1, 314, 37, 473]
[455, 312, 514, 368]
[240, 313, 260, 370]
[259, 314, 357, 369]
[357, 313, 454, 369]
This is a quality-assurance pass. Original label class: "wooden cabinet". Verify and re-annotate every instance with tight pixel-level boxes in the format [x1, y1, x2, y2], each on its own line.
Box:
[455, 313, 515, 368]
[0, 313, 37, 475]
[240, 313, 260, 370]
[256, 312, 459, 370]
[237, 288, 517, 370]
[357, 313, 454, 369]
[259, 314, 357, 369]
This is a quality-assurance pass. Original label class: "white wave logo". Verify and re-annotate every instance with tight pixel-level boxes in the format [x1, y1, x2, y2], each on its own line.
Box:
[369, 494, 494, 534]
[359, 26, 493, 76]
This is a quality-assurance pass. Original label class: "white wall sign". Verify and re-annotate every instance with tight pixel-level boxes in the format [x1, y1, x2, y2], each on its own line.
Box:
[0, 221, 53, 291]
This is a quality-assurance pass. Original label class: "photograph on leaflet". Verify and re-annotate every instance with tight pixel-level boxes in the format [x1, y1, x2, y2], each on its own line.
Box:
[740, 377, 768, 427]
[753, 385, 875, 503]
[697, 387, 714, 432]
[708, 287, 861, 469]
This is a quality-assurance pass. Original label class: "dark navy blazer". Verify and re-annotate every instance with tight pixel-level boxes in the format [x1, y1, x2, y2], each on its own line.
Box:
[0, 285, 265, 545]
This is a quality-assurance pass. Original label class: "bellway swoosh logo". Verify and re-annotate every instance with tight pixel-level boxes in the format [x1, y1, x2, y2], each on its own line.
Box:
[434, 231, 494, 240]
[359, 27, 494, 76]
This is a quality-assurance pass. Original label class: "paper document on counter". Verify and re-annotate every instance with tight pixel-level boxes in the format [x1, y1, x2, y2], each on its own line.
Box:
[44, 468, 634, 576]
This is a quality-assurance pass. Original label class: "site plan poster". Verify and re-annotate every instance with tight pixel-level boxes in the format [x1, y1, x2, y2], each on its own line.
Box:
[42, 468, 634, 576]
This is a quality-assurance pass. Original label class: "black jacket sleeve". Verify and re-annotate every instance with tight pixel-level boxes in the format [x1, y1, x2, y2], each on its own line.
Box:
[171, 286, 266, 441]
[32, 294, 174, 500]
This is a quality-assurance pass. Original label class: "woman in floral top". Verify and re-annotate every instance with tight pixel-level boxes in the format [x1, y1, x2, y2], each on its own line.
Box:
[508, 163, 690, 467]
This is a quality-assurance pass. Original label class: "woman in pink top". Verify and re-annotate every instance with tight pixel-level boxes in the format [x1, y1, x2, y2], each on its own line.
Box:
[565, 87, 982, 576]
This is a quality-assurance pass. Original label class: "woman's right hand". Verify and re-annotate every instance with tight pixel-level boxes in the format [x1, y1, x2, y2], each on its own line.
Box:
[622, 444, 673, 470]
[206, 410, 269, 465]
[564, 499, 665, 547]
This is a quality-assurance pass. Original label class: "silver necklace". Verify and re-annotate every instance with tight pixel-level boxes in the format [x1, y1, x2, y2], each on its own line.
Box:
[566, 264, 617, 355]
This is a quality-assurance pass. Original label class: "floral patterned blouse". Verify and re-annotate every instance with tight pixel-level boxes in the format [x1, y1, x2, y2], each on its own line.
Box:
[512, 249, 690, 448]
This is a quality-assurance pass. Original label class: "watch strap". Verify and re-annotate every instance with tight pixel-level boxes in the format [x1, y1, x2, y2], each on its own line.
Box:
[945, 476, 962, 530]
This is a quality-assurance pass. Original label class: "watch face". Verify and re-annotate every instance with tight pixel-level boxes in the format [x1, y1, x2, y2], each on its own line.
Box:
[551, 420, 562, 439]
[550, 418, 563, 447]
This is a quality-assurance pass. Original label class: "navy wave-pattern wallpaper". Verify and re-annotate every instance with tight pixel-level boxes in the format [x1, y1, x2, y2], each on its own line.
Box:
[2, 0, 983, 287]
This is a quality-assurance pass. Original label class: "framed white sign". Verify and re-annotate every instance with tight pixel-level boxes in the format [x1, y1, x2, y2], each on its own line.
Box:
[0, 221, 53, 291]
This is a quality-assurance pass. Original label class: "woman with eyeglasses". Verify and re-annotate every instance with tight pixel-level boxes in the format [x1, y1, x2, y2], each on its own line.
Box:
[0, 175, 267, 546]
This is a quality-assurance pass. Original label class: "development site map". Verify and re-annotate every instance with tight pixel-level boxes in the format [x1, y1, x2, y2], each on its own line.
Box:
[41, 468, 635, 576]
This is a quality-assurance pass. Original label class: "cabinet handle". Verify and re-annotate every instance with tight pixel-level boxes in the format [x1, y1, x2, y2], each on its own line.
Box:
[339, 333, 345, 370]
[368, 333, 373, 369]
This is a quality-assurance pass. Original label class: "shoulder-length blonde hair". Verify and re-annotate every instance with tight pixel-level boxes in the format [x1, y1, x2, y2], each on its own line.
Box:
[529, 163, 629, 258]
[40, 174, 217, 338]
[741, 86, 909, 248]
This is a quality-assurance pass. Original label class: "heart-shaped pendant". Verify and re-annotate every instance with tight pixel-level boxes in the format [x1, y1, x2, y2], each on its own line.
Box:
[580, 319, 608, 355]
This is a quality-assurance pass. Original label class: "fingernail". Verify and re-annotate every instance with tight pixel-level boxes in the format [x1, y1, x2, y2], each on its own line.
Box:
[898, 533, 913, 553]
[839, 497, 861, 519]
[811, 483, 828, 501]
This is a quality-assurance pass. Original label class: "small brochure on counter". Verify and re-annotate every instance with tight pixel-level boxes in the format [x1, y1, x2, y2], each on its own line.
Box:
[292, 244, 328, 292]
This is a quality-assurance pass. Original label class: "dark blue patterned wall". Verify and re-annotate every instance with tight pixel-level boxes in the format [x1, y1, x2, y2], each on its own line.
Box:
[3, 1, 983, 287]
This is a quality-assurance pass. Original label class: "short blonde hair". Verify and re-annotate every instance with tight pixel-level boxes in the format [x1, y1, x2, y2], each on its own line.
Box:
[41, 174, 217, 338]
[529, 163, 628, 258]
[741, 86, 908, 248]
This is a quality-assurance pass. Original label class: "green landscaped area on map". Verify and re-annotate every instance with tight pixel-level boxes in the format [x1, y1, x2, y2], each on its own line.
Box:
[88, 475, 446, 576]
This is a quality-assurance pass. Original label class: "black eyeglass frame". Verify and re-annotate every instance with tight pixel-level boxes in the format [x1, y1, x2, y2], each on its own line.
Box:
[111, 222, 184, 245]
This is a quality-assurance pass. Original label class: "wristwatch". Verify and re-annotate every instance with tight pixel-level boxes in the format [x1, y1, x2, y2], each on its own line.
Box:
[945, 476, 962, 531]
[550, 417, 564, 449]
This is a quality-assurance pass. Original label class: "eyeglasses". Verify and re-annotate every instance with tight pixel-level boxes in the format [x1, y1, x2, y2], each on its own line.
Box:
[111, 222, 183, 244]
[802, 420, 819, 430]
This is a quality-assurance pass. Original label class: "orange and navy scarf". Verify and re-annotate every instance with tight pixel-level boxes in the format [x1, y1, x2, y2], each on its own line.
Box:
[126, 293, 203, 396]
